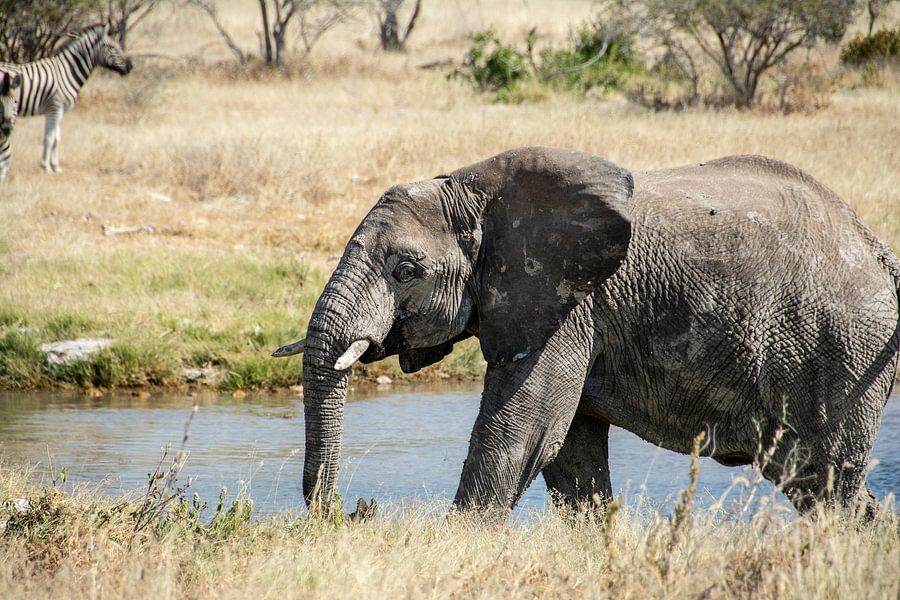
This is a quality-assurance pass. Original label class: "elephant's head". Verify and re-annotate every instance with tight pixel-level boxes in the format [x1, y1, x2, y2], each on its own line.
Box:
[274, 147, 633, 509]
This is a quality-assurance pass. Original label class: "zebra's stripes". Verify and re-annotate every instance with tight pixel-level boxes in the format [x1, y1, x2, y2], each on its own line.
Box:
[0, 24, 132, 175]
[0, 70, 21, 183]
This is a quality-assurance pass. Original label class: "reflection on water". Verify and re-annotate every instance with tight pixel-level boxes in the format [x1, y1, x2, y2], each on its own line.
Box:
[0, 384, 897, 516]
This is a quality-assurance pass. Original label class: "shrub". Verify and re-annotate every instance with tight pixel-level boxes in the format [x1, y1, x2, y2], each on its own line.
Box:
[459, 19, 642, 102]
[841, 28, 900, 66]
[463, 29, 531, 94]
[0, 0, 102, 62]
[536, 19, 643, 94]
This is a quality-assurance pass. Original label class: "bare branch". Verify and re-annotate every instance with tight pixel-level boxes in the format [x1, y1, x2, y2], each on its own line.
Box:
[187, 0, 246, 63]
[401, 0, 421, 46]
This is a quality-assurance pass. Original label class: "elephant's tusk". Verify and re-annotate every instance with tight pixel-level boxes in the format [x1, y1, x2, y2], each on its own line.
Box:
[271, 338, 306, 358]
[334, 339, 371, 371]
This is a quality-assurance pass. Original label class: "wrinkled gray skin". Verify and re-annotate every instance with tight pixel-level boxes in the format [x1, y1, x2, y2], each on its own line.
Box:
[285, 147, 900, 516]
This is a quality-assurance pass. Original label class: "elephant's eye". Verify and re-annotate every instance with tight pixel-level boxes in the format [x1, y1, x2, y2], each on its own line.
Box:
[393, 261, 418, 283]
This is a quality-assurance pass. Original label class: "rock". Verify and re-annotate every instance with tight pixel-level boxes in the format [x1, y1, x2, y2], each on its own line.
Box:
[180, 366, 225, 385]
[375, 375, 392, 385]
[102, 224, 155, 236]
[147, 191, 172, 203]
[290, 384, 304, 396]
[226, 194, 254, 204]
[40, 338, 113, 367]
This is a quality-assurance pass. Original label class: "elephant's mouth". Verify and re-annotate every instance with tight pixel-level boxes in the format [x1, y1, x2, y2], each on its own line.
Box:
[359, 327, 409, 364]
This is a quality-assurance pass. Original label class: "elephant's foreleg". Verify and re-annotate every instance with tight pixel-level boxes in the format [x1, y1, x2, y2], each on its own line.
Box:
[453, 306, 596, 512]
[541, 414, 612, 512]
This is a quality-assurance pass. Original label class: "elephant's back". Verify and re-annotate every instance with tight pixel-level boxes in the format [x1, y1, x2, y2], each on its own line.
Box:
[599, 155, 898, 442]
[630, 155, 895, 311]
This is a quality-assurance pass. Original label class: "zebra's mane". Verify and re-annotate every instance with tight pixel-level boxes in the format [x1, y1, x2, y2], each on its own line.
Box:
[54, 24, 106, 56]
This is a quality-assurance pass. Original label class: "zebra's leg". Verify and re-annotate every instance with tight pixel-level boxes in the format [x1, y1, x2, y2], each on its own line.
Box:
[41, 107, 62, 173]
[50, 115, 62, 173]
[0, 139, 9, 183]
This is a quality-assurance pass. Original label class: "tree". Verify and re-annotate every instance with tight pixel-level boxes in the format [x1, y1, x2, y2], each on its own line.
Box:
[0, 0, 102, 62]
[189, 0, 361, 67]
[865, 0, 898, 35]
[105, 0, 167, 50]
[374, 0, 421, 51]
[295, 0, 363, 59]
[624, 0, 858, 108]
[187, 0, 247, 63]
[106, 0, 169, 50]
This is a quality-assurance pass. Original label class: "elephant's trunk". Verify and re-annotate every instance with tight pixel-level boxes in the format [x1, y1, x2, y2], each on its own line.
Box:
[300, 262, 392, 510]
[301, 326, 349, 509]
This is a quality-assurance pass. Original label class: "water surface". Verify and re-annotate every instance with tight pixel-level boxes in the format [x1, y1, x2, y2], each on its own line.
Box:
[0, 384, 897, 516]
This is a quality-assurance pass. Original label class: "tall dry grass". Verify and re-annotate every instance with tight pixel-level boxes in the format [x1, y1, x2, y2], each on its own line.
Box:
[0, 443, 897, 600]
[0, 0, 897, 389]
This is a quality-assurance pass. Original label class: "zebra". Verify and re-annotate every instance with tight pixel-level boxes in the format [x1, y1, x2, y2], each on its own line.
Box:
[0, 69, 21, 183]
[1, 24, 132, 175]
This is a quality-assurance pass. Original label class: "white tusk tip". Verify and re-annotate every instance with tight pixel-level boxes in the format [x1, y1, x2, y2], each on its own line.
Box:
[333, 339, 371, 371]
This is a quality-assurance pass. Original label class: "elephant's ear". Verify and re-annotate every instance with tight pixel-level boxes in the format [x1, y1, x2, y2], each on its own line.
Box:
[459, 147, 633, 365]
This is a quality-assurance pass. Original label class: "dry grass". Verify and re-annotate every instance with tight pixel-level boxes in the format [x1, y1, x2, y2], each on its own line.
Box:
[0, 454, 897, 599]
[0, 0, 897, 389]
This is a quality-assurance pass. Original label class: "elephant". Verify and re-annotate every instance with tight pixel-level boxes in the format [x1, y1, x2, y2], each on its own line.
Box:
[273, 147, 900, 516]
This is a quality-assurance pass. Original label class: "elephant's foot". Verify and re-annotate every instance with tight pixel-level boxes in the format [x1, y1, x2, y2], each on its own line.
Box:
[764, 441, 876, 519]
[542, 414, 612, 515]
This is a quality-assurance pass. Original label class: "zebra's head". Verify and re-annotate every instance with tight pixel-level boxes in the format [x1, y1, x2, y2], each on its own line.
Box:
[95, 25, 133, 76]
[0, 71, 21, 137]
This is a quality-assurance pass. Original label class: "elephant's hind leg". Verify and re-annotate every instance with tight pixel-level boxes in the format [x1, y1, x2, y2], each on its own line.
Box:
[541, 414, 612, 512]
[761, 417, 881, 518]
[776, 457, 876, 517]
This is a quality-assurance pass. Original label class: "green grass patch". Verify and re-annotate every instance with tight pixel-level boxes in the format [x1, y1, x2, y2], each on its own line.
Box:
[0, 304, 25, 328]
[0, 330, 43, 388]
[43, 312, 96, 339]
[0, 245, 486, 389]
[220, 355, 302, 391]
[46, 343, 176, 388]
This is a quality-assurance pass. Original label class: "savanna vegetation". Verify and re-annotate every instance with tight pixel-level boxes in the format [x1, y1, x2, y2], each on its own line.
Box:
[0, 4, 898, 597]
[0, 437, 898, 599]
[0, 0, 897, 394]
